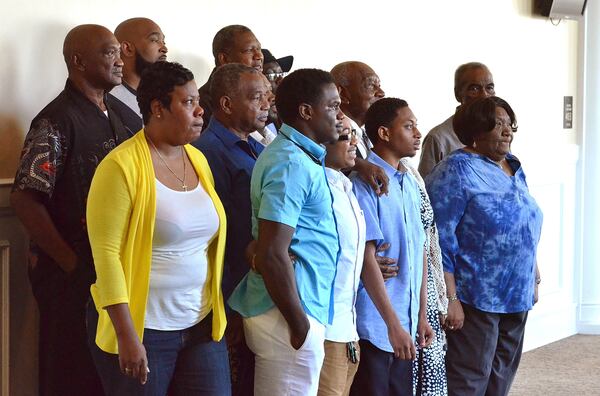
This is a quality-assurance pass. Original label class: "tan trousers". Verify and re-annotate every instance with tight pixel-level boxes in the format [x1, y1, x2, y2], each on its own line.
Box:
[317, 340, 360, 396]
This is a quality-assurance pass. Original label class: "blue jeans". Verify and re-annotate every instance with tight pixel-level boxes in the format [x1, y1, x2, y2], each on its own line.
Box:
[87, 303, 231, 396]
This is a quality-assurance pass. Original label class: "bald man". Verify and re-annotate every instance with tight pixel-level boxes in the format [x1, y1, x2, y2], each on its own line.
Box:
[331, 61, 389, 195]
[109, 17, 168, 134]
[10, 24, 130, 395]
[197, 25, 264, 131]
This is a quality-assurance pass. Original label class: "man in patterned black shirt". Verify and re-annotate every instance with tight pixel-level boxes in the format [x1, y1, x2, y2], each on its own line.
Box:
[10, 24, 130, 396]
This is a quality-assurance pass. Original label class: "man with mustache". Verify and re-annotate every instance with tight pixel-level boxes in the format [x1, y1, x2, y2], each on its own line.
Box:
[10, 24, 130, 395]
[109, 17, 168, 134]
[193, 63, 271, 396]
[198, 25, 264, 131]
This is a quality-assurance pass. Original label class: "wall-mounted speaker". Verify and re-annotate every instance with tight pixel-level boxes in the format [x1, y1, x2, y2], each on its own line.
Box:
[535, 0, 588, 19]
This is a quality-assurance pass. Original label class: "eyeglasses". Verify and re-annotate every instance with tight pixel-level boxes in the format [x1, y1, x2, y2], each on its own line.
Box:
[495, 120, 517, 132]
[338, 129, 358, 142]
[265, 72, 287, 81]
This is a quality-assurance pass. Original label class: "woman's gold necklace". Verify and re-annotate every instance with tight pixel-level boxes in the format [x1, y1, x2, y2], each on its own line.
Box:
[147, 135, 187, 191]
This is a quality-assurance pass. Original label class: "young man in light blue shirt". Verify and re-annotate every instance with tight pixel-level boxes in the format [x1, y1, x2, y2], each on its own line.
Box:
[350, 98, 434, 396]
[229, 68, 343, 396]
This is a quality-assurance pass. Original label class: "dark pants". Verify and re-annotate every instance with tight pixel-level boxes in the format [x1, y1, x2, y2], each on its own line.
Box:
[29, 260, 103, 396]
[87, 304, 231, 396]
[446, 303, 528, 396]
[350, 339, 413, 396]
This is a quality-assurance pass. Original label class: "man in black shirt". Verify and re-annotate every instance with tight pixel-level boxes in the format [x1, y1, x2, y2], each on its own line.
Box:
[10, 24, 130, 396]
[109, 17, 168, 134]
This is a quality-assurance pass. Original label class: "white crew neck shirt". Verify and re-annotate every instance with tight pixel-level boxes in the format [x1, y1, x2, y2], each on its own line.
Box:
[144, 178, 219, 330]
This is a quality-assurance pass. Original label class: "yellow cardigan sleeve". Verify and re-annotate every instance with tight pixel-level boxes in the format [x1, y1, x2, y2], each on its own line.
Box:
[87, 157, 132, 309]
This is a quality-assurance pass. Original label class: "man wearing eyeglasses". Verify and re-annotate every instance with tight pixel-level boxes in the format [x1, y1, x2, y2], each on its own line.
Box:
[197, 25, 264, 132]
[418, 62, 495, 177]
[262, 49, 293, 93]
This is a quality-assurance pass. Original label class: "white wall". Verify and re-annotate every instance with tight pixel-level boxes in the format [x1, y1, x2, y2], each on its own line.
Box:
[578, 0, 600, 335]
[0, 0, 590, 391]
[0, 0, 580, 178]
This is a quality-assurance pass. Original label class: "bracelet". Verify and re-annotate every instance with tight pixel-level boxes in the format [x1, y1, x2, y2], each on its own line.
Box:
[535, 277, 541, 285]
[447, 293, 459, 303]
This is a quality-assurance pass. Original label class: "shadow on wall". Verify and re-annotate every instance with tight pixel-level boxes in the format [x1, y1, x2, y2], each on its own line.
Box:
[0, 21, 70, 396]
[0, 116, 24, 179]
[0, 21, 70, 180]
[175, 52, 214, 87]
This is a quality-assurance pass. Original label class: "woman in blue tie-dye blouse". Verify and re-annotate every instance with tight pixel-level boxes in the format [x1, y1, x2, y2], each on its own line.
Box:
[425, 96, 543, 396]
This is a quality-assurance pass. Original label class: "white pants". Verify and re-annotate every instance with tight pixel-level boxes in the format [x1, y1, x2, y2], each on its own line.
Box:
[244, 307, 326, 396]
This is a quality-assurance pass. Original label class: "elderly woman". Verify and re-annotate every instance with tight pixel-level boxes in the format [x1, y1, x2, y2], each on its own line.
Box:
[85, 62, 230, 395]
[426, 96, 543, 396]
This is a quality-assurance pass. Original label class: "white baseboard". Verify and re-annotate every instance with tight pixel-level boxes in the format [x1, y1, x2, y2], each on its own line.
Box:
[523, 301, 578, 352]
[578, 303, 600, 334]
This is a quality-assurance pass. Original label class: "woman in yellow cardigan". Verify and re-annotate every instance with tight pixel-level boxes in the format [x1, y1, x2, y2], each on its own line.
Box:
[86, 61, 229, 396]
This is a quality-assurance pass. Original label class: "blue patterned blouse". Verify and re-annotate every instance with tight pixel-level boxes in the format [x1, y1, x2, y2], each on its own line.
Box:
[425, 150, 543, 313]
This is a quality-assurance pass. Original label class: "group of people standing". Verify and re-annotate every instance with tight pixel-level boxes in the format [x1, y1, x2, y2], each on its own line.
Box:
[10, 17, 543, 396]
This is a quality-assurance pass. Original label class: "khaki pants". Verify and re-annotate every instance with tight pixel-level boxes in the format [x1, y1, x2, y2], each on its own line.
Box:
[318, 340, 360, 396]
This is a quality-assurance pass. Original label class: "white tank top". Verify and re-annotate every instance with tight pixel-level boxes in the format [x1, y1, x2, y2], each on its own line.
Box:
[144, 178, 219, 330]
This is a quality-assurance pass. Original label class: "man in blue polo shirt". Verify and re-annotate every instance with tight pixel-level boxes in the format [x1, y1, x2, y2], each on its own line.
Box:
[229, 68, 343, 396]
[193, 63, 271, 396]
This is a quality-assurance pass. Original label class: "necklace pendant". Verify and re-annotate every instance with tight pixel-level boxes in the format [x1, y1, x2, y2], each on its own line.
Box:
[182, 184, 188, 192]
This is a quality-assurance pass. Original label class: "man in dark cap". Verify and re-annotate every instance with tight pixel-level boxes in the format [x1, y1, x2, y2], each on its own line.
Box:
[262, 48, 293, 93]
[10, 24, 130, 395]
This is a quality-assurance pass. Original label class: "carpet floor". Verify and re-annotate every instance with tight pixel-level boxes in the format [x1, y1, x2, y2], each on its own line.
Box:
[510, 335, 600, 395]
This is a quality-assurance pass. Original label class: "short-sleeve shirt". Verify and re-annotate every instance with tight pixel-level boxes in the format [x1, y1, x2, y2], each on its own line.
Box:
[228, 123, 339, 325]
[325, 168, 366, 342]
[12, 79, 130, 280]
[351, 151, 425, 352]
[425, 150, 543, 313]
[192, 117, 264, 299]
[418, 115, 464, 178]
